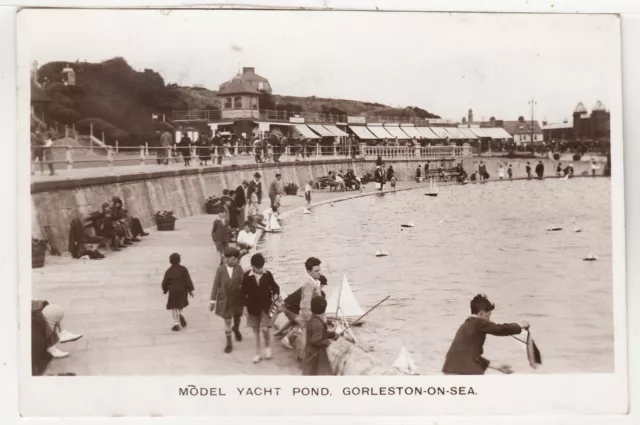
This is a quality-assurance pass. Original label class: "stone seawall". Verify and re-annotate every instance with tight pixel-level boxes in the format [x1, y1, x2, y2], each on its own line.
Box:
[31, 158, 452, 253]
[30, 155, 602, 253]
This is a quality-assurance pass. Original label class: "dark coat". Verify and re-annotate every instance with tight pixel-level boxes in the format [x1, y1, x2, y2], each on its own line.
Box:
[374, 168, 384, 183]
[179, 136, 192, 157]
[302, 314, 336, 376]
[228, 199, 239, 228]
[535, 163, 545, 177]
[241, 269, 280, 317]
[442, 316, 522, 375]
[248, 180, 262, 203]
[211, 218, 230, 243]
[211, 264, 244, 319]
[235, 185, 247, 208]
[162, 264, 195, 310]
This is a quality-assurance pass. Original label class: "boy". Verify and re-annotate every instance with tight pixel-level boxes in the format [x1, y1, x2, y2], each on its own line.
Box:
[302, 295, 338, 376]
[210, 247, 244, 353]
[211, 210, 230, 265]
[442, 294, 529, 375]
[235, 221, 257, 256]
[241, 254, 280, 363]
[304, 180, 314, 207]
[277, 275, 328, 349]
[162, 253, 195, 332]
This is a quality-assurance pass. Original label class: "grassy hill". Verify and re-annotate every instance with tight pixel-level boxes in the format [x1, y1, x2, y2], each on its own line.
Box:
[37, 57, 440, 146]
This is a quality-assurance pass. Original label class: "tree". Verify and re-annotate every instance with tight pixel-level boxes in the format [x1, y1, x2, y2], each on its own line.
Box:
[259, 90, 276, 110]
[518, 116, 525, 123]
[461, 117, 467, 124]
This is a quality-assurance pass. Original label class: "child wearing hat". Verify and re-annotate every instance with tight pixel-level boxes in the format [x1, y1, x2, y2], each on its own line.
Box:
[161, 253, 195, 331]
[302, 295, 338, 375]
[304, 180, 314, 207]
[210, 247, 245, 353]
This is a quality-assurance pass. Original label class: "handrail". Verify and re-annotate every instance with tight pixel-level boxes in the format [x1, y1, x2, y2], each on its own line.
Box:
[30, 142, 471, 177]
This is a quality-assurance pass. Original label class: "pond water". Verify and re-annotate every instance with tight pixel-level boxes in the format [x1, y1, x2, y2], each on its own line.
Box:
[258, 178, 614, 374]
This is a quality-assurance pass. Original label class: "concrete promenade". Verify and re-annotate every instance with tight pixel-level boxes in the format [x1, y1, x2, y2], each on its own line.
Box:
[33, 181, 423, 376]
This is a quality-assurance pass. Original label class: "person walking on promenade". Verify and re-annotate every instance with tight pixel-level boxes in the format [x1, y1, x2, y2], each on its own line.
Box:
[210, 247, 244, 353]
[212, 210, 231, 266]
[415, 165, 422, 183]
[159, 130, 173, 165]
[161, 253, 195, 332]
[507, 164, 513, 180]
[248, 172, 263, 205]
[387, 165, 397, 189]
[442, 294, 528, 375]
[241, 254, 280, 363]
[235, 180, 249, 227]
[178, 132, 192, 166]
[591, 159, 599, 176]
[269, 173, 284, 209]
[302, 295, 338, 376]
[304, 180, 314, 207]
[294, 257, 324, 360]
[478, 161, 488, 181]
[498, 164, 505, 180]
[374, 165, 385, 191]
[525, 162, 532, 179]
[535, 160, 545, 179]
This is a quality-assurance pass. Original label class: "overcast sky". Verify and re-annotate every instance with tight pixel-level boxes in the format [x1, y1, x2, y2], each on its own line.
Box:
[21, 9, 621, 123]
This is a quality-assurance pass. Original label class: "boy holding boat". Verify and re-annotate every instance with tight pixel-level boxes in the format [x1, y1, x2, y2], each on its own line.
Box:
[276, 275, 327, 349]
[442, 294, 529, 375]
[302, 295, 338, 376]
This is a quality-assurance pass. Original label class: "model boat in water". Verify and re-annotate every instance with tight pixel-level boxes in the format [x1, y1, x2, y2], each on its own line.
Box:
[392, 345, 420, 375]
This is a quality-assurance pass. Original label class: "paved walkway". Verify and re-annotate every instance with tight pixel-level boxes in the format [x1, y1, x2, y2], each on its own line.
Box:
[31, 153, 353, 183]
[32, 181, 423, 375]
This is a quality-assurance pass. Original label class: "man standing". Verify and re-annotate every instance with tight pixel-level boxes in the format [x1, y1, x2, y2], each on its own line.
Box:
[295, 257, 324, 360]
[159, 130, 173, 165]
[235, 180, 249, 229]
[269, 173, 284, 210]
[525, 162, 532, 179]
[248, 172, 263, 205]
[374, 165, 385, 191]
[478, 161, 487, 181]
[535, 160, 545, 179]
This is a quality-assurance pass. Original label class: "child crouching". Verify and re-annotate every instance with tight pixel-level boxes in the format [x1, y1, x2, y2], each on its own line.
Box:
[161, 253, 195, 331]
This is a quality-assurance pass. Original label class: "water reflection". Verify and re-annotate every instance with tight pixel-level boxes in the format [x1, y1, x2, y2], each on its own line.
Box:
[259, 178, 614, 374]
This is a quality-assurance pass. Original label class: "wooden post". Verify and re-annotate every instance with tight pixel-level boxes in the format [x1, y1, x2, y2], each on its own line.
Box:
[65, 146, 73, 171]
[107, 146, 114, 174]
[139, 146, 145, 166]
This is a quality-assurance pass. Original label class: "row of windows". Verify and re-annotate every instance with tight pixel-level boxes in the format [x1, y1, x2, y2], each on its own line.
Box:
[224, 97, 259, 110]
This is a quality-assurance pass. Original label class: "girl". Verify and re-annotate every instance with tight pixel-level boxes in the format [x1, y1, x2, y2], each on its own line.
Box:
[162, 253, 195, 331]
[498, 164, 505, 180]
[507, 164, 513, 180]
[304, 180, 314, 207]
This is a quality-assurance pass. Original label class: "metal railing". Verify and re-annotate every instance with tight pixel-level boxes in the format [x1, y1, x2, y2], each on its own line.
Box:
[30, 143, 471, 177]
[171, 108, 448, 126]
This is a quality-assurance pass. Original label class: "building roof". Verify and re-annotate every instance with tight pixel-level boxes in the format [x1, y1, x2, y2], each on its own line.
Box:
[592, 100, 606, 112]
[240, 67, 269, 83]
[217, 76, 261, 95]
[31, 80, 51, 103]
[502, 120, 542, 136]
[574, 102, 587, 114]
[541, 122, 573, 130]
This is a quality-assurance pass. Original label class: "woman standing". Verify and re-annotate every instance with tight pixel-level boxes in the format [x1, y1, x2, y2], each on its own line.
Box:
[178, 132, 192, 166]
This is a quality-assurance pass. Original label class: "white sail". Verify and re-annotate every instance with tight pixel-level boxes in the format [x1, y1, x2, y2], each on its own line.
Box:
[392, 345, 419, 375]
[408, 220, 414, 227]
[266, 214, 282, 232]
[326, 275, 365, 318]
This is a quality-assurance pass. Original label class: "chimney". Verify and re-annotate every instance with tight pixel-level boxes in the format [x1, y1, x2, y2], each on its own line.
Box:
[542, 120, 547, 126]
[243, 67, 255, 75]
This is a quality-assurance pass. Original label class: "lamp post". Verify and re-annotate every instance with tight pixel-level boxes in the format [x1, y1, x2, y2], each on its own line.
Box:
[528, 99, 537, 147]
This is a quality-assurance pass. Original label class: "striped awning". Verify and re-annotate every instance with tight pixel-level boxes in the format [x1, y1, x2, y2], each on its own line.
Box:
[367, 125, 394, 139]
[349, 125, 378, 140]
[443, 127, 464, 139]
[384, 125, 411, 139]
[308, 124, 335, 137]
[323, 125, 348, 137]
[428, 127, 450, 139]
[416, 127, 440, 139]
[400, 126, 421, 138]
[470, 128, 490, 138]
[458, 128, 478, 139]
[295, 125, 321, 139]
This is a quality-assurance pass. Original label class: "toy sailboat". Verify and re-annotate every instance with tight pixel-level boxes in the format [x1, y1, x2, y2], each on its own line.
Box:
[401, 220, 415, 228]
[392, 345, 419, 375]
[375, 248, 388, 257]
[264, 214, 282, 233]
[326, 275, 365, 321]
[302, 208, 311, 214]
[583, 252, 598, 261]
[546, 226, 563, 231]
[573, 225, 582, 233]
[425, 178, 439, 197]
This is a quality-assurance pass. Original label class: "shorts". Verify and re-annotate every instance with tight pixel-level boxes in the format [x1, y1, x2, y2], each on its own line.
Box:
[247, 310, 273, 329]
[215, 242, 228, 253]
[304, 193, 311, 202]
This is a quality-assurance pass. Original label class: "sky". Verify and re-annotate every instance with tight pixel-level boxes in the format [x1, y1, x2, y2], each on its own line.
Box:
[21, 9, 621, 123]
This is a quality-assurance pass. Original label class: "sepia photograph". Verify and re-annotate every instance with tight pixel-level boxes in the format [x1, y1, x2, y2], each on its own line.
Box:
[17, 6, 627, 417]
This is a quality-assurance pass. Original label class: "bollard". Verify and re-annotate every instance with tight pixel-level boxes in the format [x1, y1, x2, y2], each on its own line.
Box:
[107, 146, 114, 175]
[66, 146, 73, 171]
[140, 146, 145, 166]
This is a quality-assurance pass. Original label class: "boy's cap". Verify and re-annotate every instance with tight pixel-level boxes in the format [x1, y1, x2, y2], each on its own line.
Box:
[254, 172, 261, 178]
[224, 247, 240, 258]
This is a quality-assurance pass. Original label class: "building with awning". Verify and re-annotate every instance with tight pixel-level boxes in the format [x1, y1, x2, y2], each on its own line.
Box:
[307, 124, 335, 137]
[294, 124, 321, 139]
[429, 127, 450, 139]
[470, 127, 490, 138]
[383, 125, 411, 139]
[443, 127, 464, 139]
[323, 124, 348, 137]
[457, 128, 478, 139]
[400, 125, 421, 138]
[416, 127, 440, 139]
[366, 124, 394, 139]
[480, 127, 513, 140]
[349, 125, 377, 140]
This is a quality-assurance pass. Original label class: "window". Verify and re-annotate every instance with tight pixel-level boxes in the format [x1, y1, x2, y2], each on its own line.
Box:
[251, 97, 258, 110]
[258, 82, 264, 91]
[234, 97, 242, 109]
[224, 97, 232, 109]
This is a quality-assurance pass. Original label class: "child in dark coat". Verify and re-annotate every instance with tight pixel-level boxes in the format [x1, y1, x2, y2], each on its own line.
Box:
[302, 295, 337, 375]
[162, 253, 195, 331]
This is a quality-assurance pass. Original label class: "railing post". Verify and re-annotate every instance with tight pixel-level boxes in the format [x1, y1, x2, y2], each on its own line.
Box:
[414, 145, 421, 158]
[316, 143, 320, 157]
[139, 146, 146, 165]
[285, 146, 290, 157]
[90, 123, 93, 139]
[65, 126, 69, 139]
[115, 140, 119, 154]
[234, 142, 239, 156]
[359, 142, 366, 159]
[73, 123, 77, 141]
[65, 146, 73, 171]
[102, 131, 105, 144]
[334, 144, 338, 156]
[107, 146, 114, 174]
[145, 142, 149, 156]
